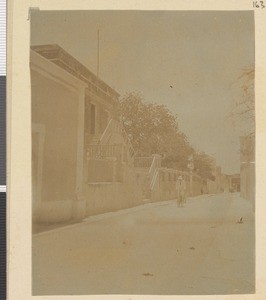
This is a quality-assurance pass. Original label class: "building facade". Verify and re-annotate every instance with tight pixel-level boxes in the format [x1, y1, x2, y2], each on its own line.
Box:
[31, 44, 141, 224]
[240, 133, 255, 210]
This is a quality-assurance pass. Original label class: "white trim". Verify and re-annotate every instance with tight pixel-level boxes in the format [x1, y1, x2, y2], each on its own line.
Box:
[0, 185, 6, 192]
[100, 118, 113, 143]
[149, 155, 156, 175]
[32, 123, 45, 204]
[30, 50, 87, 94]
[89, 100, 98, 135]
[76, 87, 86, 195]
[151, 170, 159, 190]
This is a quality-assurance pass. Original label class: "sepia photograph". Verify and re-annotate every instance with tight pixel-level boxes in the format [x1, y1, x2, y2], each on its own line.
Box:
[30, 10, 255, 296]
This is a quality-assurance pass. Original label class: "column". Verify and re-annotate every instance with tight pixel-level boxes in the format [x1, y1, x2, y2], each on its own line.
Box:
[73, 85, 86, 220]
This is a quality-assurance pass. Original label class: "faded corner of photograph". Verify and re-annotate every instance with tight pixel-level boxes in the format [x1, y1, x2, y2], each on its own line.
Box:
[30, 10, 255, 296]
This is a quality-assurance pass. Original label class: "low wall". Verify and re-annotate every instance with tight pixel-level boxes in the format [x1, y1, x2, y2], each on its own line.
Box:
[135, 171, 152, 200]
[87, 158, 114, 182]
[192, 177, 204, 196]
[84, 163, 143, 216]
[207, 179, 217, 194]
[84, 182, 142, 216]
[87, 158, 123, 183]
[151, 169, 204, 202]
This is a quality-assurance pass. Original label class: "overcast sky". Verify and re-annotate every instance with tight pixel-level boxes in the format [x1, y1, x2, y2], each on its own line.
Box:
[31, 10, 255, 174]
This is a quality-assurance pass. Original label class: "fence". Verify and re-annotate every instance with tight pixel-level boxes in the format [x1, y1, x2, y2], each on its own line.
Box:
[100, 118, 135, 161]
[134, 157, 153, 168]
[87, 144, 123, 160]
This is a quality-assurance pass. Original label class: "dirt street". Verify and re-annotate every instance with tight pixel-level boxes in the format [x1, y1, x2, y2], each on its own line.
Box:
[32, 193, 255, 295]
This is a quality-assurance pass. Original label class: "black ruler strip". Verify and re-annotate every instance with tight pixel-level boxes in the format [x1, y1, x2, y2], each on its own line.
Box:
[0, 0, 7, 297]
[0, 75, 6, 300]
[0, 193, 6, 300]
[0, 76, 6, 186]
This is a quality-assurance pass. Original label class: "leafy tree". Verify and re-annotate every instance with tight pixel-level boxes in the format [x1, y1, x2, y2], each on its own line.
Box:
[119, 92, 194, 171]
[193, 151, 215, 181]
[119, 92, 217, 178]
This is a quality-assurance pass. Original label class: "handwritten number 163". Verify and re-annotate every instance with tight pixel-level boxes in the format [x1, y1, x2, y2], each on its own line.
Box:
[253, 1, 265, 8]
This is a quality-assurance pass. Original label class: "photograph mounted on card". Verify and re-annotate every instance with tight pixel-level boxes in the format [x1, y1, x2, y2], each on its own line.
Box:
[7, 1, 266, 299]
[30, 10, 255, 295]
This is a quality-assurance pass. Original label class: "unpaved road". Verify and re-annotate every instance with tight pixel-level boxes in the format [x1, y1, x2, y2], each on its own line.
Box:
[33, 193, 255, 295]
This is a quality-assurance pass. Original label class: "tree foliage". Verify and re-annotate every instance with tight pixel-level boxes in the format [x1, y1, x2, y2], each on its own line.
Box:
[193, 151, 215, 181]
[119, 92, 214, 177]
[231, 68, 255, 133]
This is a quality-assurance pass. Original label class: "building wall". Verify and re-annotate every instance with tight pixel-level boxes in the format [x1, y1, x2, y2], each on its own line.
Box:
[192, 175, 204, 196]
[84, 163, 142, 216]
[84, 92, 117, 147]
[157, 170, 178, 201]
[240, 134, 255, 210]
[31, 70, 79, 222]
[241, 163, 255, 208]
[207, 179, 217, 194]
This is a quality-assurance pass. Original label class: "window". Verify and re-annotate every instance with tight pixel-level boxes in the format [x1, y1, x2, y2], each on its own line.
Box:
[90, 104, 96, 134]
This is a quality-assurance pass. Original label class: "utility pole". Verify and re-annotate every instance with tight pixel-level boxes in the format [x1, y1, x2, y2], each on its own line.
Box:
[97, 29, 100, 78]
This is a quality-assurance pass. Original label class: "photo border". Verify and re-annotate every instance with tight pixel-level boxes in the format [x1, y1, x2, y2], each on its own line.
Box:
[7, 1, 266, 299]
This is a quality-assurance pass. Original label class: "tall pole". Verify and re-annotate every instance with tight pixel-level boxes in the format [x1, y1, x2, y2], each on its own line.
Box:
[97, 29, 100, 78]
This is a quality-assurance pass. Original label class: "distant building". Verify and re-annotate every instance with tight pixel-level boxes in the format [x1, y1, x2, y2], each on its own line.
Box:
[204, 156, 228, 194]
[227, 173, 241, 192]
[220, 173, 230, 193]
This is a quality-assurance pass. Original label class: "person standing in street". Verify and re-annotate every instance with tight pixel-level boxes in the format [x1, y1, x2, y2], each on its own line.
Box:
[176, 175, 187, 207]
